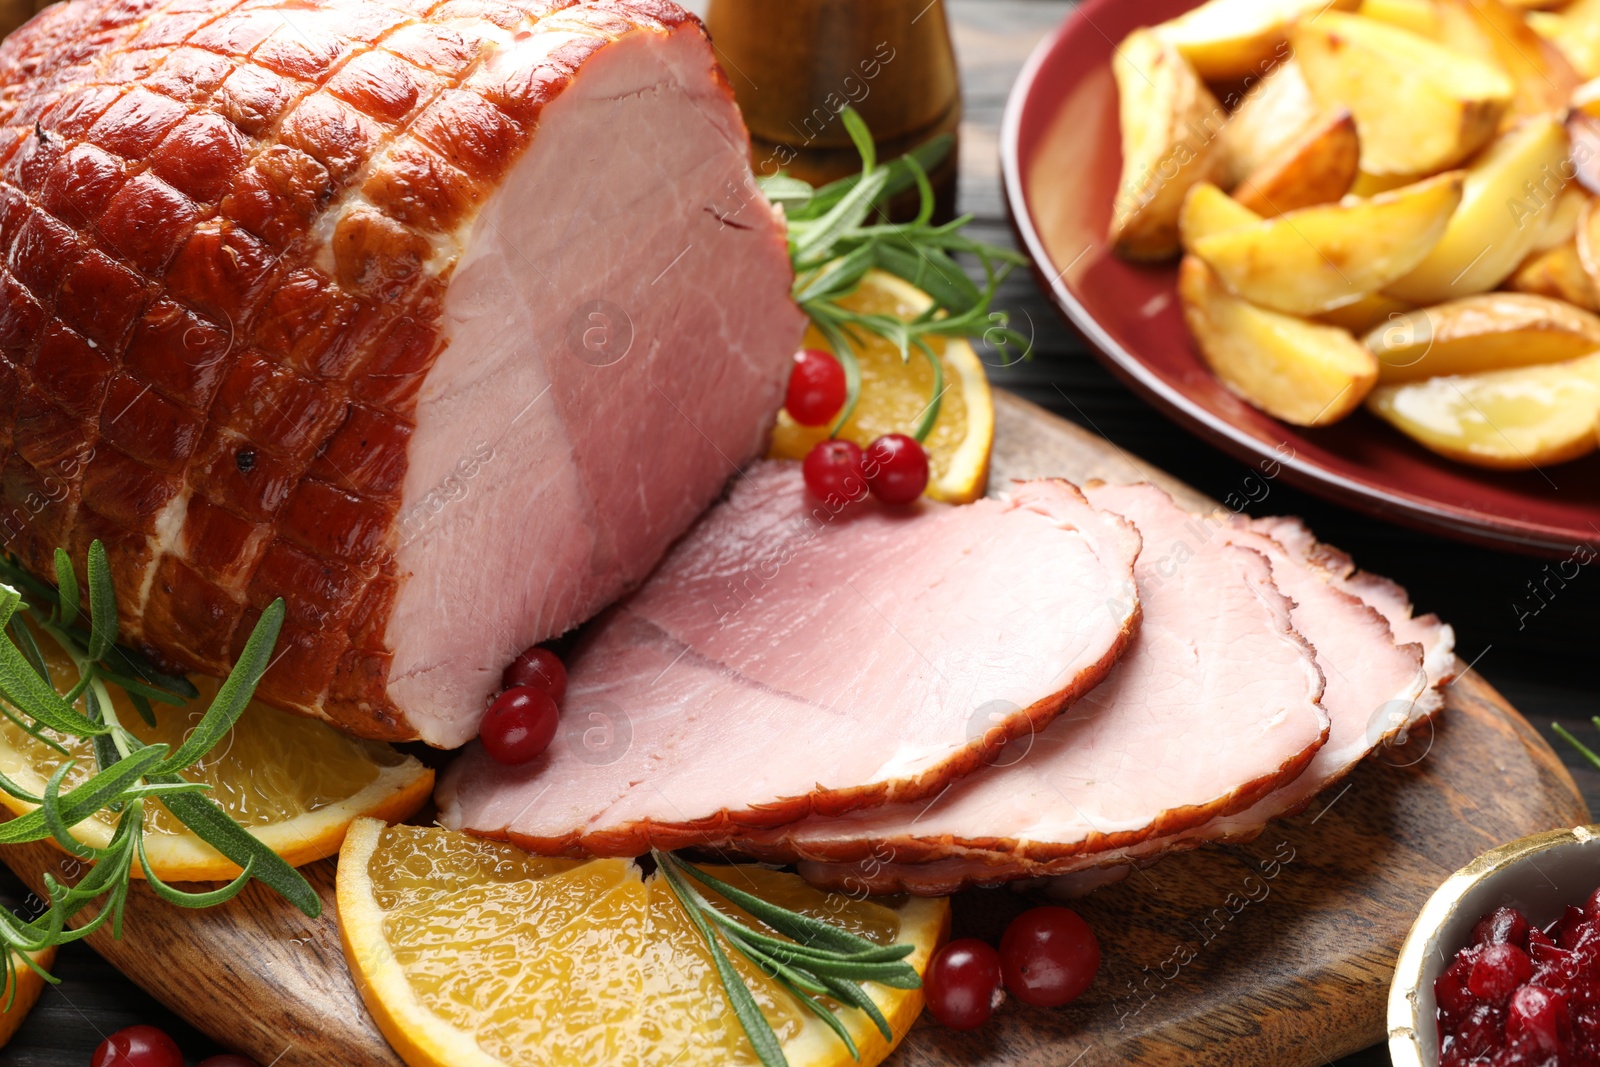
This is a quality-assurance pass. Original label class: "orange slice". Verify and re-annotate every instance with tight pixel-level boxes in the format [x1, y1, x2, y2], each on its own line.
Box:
[0, 632, 431, 880]
[337, 818, 950, 1067]
[770, 269, 996, 504]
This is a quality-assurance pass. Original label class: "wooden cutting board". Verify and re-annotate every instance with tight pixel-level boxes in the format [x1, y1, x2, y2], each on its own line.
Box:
[1, 391, 1587, 1067]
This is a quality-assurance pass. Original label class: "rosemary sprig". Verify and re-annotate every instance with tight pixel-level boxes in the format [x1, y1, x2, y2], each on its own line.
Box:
[0, 542, 318, 1005]
[652, 850, 920, 1066]
[1554, 719, 1600, 768]
[760, 107, 1034, 442]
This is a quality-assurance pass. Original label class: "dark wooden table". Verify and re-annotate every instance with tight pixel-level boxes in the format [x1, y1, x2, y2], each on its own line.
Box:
[5, 2, 1598, 1064]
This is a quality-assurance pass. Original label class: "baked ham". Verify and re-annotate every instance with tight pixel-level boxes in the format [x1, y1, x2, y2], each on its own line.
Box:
[435, 462, 1143, 855]
[730, 483, 1330, 887]
[793, 504, 1454, 898]
[0, 0, 803, 746]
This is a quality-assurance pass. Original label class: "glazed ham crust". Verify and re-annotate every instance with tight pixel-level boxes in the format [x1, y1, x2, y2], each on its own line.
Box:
[0, 0, 798, 742]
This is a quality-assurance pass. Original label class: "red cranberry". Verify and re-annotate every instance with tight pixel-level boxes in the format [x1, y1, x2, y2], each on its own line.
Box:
[998, 906, 1100, 1008]
[197, 1057, 260, 1067]
[1475, 907, 1532, 949]
[1442, 1003, 1503, 1064]
[91, 1026, 183, 1067]
[802, 439, 867, 505]
[1437, 963, 1479, 1018]
[501, 646, 567, 703]
[925, 938, 1003, 1030]
[1550, 906, 1589, 949]
[479, 686, 559, 765]
[862, 433, 929, 505]
[1507, 986, 1571, 1053]
[785, 348, 848, 427]
[1470, 944, 1534, 1004]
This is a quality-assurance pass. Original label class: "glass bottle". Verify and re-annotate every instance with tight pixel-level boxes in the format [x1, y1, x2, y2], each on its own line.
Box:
[705, 0, 961, 222]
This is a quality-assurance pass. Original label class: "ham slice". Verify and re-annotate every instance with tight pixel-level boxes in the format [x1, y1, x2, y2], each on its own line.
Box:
[436, 462, 1143, 855]
[736, 483, 1330, 886]
[795, 501, 1451, 898]
[1253, 516, 1457, 716]
[0, 0, 804, 746]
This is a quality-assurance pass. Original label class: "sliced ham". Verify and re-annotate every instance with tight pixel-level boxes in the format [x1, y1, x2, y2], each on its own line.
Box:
[737, 483, 1329, 884]
[1254, 516, 1457, 717]
[436, 462, 1143, 855]
[0, 0, 804, 746]
[796, 502, 1450, 898]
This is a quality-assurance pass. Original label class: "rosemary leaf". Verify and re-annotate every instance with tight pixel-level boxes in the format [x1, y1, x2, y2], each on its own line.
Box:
[40, 762, 95, 859]
[137, 830, 256, 909]
[776, 974, 862, 1061]
[154, 783, 319, 918]
[673, 859, 899, 960]
[97, 671, 187, 708]
[817, 973, 896, 1042]
[51, 549, 76, 630]
[0, 745, 168, 846]
[841, 107, 876, 173]
[700, 909, 913, 965]
[98, 645, 198, 701]
[8, 617, 48, 687]
[0, 632, 104, 738]
[126, 691, 157, 728]
[84, 542, 116, 663]
[1555, 722, 1600, 769]
[155, 599, 283, 775]
[656, 854, 789, 1067]
[870, 241, 981, 313]
[84, 687, 123, 780]
[791, 168, 891, 269]
[0, 765, 42, 805]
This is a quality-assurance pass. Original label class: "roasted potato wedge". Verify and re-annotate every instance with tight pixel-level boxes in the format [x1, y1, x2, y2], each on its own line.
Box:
[1292, 13, 1513, 175]
[1537, 0, 1600, 79]
[1318, 291, 1416, 333]
[1190, 171, 1463, 315]
[1233, 108, 1361, 215]
[1567, 112, 1600, 197]
[1508, 241, 1600, 309]
[1364, 292, 1600, 382]
[1571, 195, 1600, 301]
[1368, 353, 1600, 468]
[1348, 169, 1426, 197]
[1179, 183, 1262, 250]
[1179, 256, 1378, 425]
[1359, 0, 1442, 36]
[1156, 0, 1361, 81]
[1385, 115, 1571, 304]
[1533, 187, 1589, 253]
[1215, 58, 1322, 188]
[1109, 29, 1226, 260]
[1435, 0, 1580, 121]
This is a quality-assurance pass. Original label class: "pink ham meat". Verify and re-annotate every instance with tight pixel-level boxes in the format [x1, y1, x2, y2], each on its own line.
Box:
[0, 0, 804, 747]
[796, 501, 1451, 898]
[435, 461, 1143, 856]
[737, 483, 1330, 886]
[1254, 516, 1457, 715]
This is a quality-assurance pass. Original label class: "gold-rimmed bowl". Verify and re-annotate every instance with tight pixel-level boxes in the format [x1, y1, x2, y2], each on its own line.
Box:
[1389, 825, 1600, 1067]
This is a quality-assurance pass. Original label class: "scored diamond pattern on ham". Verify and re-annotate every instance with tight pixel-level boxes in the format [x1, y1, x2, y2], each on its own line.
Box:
[0, 0, 804, 745]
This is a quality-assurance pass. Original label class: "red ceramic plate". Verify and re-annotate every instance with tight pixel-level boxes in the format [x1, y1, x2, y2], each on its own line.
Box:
[1001, 0, 1600, 556]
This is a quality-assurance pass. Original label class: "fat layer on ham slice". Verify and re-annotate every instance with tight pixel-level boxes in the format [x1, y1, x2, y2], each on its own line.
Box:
[0, 0, 804, 746]
[796, 501, 1450, 898]
[436, 462, 1143, 855]
[737, 483, 1330, 883]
